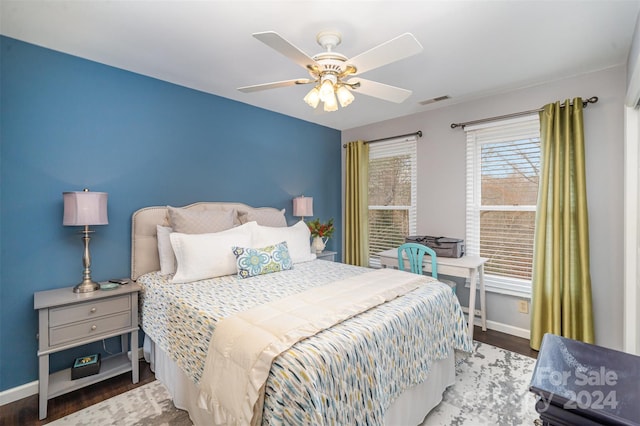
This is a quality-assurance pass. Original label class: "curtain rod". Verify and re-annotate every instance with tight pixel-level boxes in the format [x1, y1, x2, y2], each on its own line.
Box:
[342, 131, 422, 148]
[450, 96, 599, 129]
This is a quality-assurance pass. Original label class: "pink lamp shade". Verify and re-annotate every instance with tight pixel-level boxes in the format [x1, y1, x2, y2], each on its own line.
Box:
[293, 196, 313, 218]
[63, 190, 108, 226]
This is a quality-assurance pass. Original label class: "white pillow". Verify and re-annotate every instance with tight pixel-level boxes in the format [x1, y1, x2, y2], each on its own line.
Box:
[170, 222, 256, 283]
[156, 225, 176, 275]
[252, 221, 316, 264]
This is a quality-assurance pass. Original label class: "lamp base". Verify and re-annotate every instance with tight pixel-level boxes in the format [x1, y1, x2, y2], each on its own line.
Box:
[73, 279, 100, 293]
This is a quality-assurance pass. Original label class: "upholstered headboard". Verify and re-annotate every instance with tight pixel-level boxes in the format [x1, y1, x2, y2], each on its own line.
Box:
[130, 202, 285, 280]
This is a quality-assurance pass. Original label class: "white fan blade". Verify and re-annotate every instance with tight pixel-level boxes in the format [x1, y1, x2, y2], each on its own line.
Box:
[348, 33, 423, 75]
[253, 31, 317, 70]
[347, 78, 412, 103]
[238, 79, 314, 93]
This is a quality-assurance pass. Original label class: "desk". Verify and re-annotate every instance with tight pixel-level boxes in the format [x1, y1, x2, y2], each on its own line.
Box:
[378, 248, 487, 340]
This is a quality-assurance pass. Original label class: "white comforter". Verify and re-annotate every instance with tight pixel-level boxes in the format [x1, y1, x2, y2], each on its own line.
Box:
[197, 268, 430, 425]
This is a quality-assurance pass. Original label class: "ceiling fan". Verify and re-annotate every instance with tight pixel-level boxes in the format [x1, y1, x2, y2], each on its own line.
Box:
[237, 30, 423, 112]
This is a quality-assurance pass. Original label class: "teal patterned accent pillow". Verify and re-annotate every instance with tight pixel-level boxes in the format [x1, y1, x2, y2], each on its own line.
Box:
[232, 241, 293, 279]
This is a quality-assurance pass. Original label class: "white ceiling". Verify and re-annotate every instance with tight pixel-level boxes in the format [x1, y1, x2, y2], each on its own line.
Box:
[2, 1, 639, 131]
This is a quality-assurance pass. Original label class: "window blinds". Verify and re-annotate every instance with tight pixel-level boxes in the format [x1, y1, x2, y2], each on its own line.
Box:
[368, 136, 418, 267]
[466, 115, 540, 294]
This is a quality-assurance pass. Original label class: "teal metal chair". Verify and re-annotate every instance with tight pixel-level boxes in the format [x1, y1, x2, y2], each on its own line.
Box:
[397, 242, 456, 294]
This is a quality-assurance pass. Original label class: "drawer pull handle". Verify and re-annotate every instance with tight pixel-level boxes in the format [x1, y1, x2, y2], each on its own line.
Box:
[91, 325, 97, 331]
[90, 307, 97, 313]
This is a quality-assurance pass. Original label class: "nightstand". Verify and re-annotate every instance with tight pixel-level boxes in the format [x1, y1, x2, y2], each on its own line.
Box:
[34, 283, 141, 420]
[316, 250, 337, 261]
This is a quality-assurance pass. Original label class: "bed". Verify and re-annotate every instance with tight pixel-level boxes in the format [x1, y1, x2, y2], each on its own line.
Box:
[131, 202, 472, 425]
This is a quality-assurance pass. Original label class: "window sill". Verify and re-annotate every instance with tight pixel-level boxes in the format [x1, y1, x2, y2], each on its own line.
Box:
[466, 274, 531, 299]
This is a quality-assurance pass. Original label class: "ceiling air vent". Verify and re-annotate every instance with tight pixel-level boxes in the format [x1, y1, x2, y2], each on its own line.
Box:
[419, 95, 450, 106]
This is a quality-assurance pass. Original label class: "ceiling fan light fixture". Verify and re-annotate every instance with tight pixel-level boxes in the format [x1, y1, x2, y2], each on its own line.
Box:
[303, 86, 321, 108]
[319, 78, 335, 102]
[323, 91, 339, 112]
[241, 30, 423, 113]
[336, 85, 354, 108]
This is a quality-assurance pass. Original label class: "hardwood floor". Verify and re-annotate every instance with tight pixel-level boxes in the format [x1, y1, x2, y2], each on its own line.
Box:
[473, 326, 539, 359]
[0, 327, 537, 425]
[0, 360, 155, 426]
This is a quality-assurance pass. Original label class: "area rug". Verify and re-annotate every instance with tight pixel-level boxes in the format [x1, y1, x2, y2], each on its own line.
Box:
[49, 341, 538, 426]
[422, 341, 539, 425]
[47, 380, 190, 426]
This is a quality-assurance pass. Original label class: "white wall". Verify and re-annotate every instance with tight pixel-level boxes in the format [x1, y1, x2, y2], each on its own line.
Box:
[343, 65, 627, 350]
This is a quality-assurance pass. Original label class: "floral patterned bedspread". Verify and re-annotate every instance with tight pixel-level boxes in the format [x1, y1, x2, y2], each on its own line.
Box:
[137, 260, 471, 425]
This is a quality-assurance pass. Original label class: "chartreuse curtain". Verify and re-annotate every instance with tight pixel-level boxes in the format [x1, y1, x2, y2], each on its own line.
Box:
[344, 140, 369, 266]
[530, 98, 594, 350]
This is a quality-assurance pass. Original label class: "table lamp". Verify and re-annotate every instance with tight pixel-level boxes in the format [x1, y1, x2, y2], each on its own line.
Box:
[293, 195, 313, 222]
[63, 189, 108, 293]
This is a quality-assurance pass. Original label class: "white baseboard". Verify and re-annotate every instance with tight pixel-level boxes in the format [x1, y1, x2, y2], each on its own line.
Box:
[0, 348, 145, 407]
[466, 314, 531, 340]
[0, 380, 39, 406]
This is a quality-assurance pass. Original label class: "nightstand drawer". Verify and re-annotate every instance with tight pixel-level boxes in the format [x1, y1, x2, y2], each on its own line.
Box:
[49, 311, 132, 346]
[49, 295, 130, 327]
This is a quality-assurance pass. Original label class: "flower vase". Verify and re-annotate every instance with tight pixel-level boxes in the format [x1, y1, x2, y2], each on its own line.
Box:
[312, 236, 327, 254]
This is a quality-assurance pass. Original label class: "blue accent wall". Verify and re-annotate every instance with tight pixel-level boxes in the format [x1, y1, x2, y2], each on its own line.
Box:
[0, 36, 342, 391]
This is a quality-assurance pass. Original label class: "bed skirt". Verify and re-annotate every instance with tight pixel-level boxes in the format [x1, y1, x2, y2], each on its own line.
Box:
[143, 335, 455, 425]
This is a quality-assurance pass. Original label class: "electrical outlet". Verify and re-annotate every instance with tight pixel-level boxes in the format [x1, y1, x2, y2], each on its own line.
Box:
[518, 300, 529, 314]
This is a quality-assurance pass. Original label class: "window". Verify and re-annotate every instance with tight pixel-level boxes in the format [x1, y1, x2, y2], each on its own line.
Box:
[368, 136, 418, 267]
[465, 115, 540, 297]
